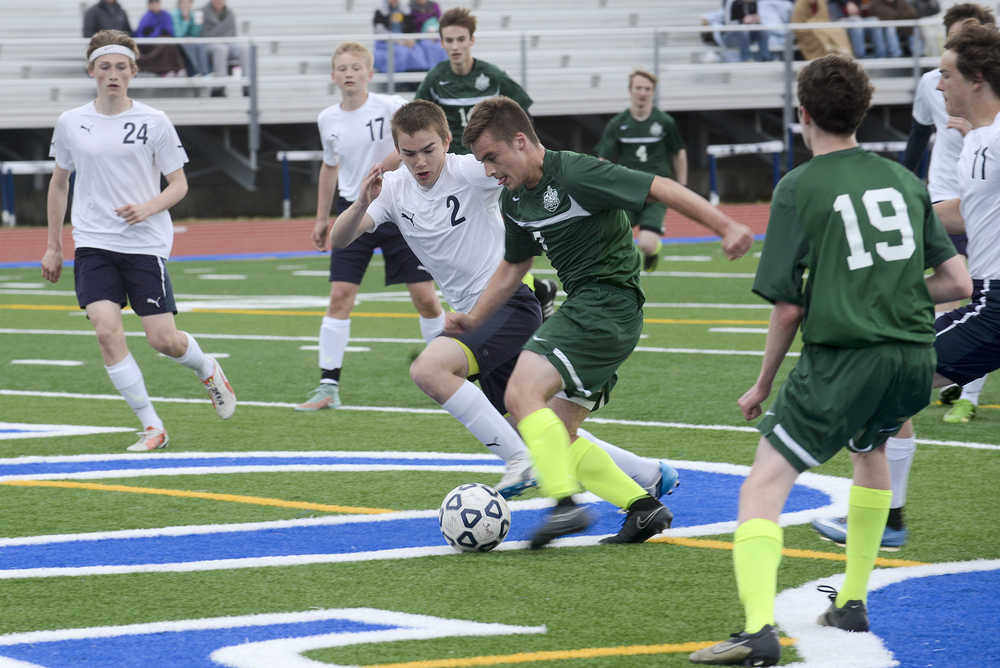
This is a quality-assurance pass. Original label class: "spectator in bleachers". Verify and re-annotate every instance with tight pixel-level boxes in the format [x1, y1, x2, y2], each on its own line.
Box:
[136, 0, 186, 76]
[199, 0, 250, 82]
[407, 0, 441, 32]
[82, 0, 132, 38]
[372, 0, 447, 76]
[172, 0, 211, 76]
[870, 0, 921, 56]
[828, 0, 911, 57]
[720, 0, 772, 61]
[373, 0, 409, 35]
[791, 0, 853, 59]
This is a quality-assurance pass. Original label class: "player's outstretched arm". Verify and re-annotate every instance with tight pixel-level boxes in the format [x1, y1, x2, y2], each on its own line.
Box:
[445, 258, 533, 335]
[738, 301, 803, 421]
[926, 254, 972, 304]
[647, 176, 752, 260]
[330, 165, 382, 249]
[41, 165, 72, 284]
[932, 198, 964, 234]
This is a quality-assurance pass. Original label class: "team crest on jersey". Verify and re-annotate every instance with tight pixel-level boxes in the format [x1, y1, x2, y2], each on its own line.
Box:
[650, 122, 663, 136]
[542, 185, 560, 212]
[474, 73, 490, 91]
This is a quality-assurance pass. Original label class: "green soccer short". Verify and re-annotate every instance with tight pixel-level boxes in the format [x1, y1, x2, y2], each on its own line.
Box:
[523, 282, 644, 411]
[756, 342, 935, 472]
[628, 201, 667, 235]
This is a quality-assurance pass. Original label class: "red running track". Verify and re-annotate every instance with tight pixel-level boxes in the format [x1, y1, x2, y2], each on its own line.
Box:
[0, 204, 771, 264]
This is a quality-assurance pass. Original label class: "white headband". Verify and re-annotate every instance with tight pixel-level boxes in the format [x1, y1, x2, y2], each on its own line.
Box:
[88, 44, 137, 63]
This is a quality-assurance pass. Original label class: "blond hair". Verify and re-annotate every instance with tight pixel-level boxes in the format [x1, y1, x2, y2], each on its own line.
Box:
[628, 69, 657, 88]
[331, 42, 373, 71]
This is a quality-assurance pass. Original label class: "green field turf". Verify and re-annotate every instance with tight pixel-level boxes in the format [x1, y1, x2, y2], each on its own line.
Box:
[0, 242, 997, 667]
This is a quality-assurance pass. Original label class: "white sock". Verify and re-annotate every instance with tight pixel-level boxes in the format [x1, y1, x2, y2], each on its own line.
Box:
[171, 331, 214, 380]
[886, 435, 916, 509]
[960, 375, 987, 405]
[106, 353, 163, 430]
[319, 316, 350, 372]
[419, 312, 445, 344]
[441, 380, 530, 463]
[576, 426, 660, 491]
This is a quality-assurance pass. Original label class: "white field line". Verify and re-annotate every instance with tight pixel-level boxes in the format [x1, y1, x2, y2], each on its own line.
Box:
[0, 389, 996, 452]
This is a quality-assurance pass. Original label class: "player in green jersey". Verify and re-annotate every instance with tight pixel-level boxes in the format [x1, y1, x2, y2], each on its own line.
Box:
[689, 56, 971, 666]
[595, 69, 688, 272]
[451, 96, 753, 549]
[415, 8, 532, 156]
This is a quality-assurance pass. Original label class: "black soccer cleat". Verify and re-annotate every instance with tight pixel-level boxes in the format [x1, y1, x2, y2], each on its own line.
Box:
[599, 496, 672, 544]
[938, 384, 962, 405]
[816, 585, 870, 632]
[643, 251, 660, 272]
[528, 503, 593, 549]
[532, 278, 558, 320]
[688, 624, 781, 665]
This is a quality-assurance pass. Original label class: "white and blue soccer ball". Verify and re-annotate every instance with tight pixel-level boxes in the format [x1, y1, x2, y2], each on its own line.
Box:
[438, 483, 511, 552]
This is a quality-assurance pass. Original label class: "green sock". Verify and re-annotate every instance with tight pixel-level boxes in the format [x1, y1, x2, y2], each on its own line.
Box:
[517, 408, 578, 499]
[733, 518, 783, 634]
[569, 436, 647, 509]
[838, 485, 891, 606]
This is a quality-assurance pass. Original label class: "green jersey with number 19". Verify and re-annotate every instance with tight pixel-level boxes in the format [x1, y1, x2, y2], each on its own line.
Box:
[415, 59, 532, 155]
[500, 150, 652, 297]
[753, 146, 956, 347]
[594, 108, 684, 178]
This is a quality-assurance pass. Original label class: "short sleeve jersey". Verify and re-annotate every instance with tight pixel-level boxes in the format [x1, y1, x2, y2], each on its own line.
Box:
[49, 100, 189, 259]
[911, 69, 963, 202]
[956, 111, 1000, 279]
[594, 108, 684, 179]
[415, 59, 532, 154]
[754, 147, 956, 347]
[500, 150, 652, 296]
[364, 153, 504, 312]
[317, 93, 407, 202]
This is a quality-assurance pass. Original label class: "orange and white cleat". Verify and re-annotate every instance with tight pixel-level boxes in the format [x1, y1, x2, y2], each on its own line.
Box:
[127, 426, 169, 452]
[203, 358, 236, 419]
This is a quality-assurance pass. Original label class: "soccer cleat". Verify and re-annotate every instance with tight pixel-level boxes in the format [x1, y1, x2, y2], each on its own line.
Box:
[295, 383, 341, 411]
[202, 358, 236, 419]
[646, 460, 680, 499]
[816, 585, 870, 632]
[496, 456, 537, 499]
[811, 516, 908, 550]
[126, 426, 168, 452]
[943, 398, 976, 423]
[529, 503, 594, 549]
[642, 252, 660, 272]
[688, 624, 781, 666]
[938, 384, 961, 405]
[533, 278, 558, 320]
[600, 497, 672, 544]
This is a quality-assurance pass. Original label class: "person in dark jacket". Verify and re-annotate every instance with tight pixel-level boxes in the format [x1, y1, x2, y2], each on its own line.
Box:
[82, 0, 132, 37]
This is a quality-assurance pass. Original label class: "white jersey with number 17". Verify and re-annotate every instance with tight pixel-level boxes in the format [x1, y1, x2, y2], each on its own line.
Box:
[364, 153, 503, 313]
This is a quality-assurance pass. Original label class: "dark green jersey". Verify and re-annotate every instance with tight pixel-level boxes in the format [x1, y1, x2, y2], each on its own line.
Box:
[500, 150, 653, 296]
[594, 108, 684, 178]
[754, 147, 956, 347]
[415, 59, 532, 155]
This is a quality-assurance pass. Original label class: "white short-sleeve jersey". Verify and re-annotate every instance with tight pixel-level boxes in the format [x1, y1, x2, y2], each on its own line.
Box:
[365, 153, 503, 312]
[956, 111, 1000, 279]
[49, 100, 188, 259]
[912, 69, 963, 202]
[317, 93, 407, 202]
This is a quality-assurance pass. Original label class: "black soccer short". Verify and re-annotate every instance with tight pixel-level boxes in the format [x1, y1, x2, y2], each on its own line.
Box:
[935, 279, 1000, 386]
[329, 197, 431, 286]
[73, 247, 177, 316]
[450, 284, 542, 413]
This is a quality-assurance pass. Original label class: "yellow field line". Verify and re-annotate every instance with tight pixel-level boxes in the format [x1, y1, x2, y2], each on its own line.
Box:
[0, 480, 393, 514]
[651, 535, 926, 567]
[363, 638, 798, 668]
[0, 304, 76, 312]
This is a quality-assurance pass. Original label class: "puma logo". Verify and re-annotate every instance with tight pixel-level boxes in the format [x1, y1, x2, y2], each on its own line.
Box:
[400, 211, 415, 226]
[80, 124, 93, 134]
[146, 297, 162, 308]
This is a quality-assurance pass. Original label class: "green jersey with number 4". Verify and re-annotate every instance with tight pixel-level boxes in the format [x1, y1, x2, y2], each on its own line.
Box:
[415, 59, 533, 155]
[594, 108, 684, 178]
[500, 150, 653, 297]
[754, 146, 956, 347]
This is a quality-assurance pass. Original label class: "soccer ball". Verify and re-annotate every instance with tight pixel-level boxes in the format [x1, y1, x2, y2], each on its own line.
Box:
[438, 483, 511, 552]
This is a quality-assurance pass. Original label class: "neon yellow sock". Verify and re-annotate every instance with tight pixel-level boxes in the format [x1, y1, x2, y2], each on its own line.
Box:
[523, 272, 536, 291]
[838, 485, 891, 606]
[733, 518, 783, 634]
[569, 436, 647, 509]
[517, 408, 578, 499]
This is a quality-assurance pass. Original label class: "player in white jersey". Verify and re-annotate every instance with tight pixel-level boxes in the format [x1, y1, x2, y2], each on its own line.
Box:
[329, 100, 680, 515]
[40, 30, 236, 452]
[813, 4, 998, 551]
[296, 42, 443, 412]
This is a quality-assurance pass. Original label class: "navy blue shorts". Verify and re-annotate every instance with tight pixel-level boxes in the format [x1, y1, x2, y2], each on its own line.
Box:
[329, 197, 431, 285]
[73, 247, 177, 316]
[949, 233, 968, 257]
[935, 279, 1000, 386]
[452, 284, 542, 413]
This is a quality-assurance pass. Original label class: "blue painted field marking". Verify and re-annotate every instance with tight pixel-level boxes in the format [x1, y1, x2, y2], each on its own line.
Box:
[0, 422, 133, 441]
